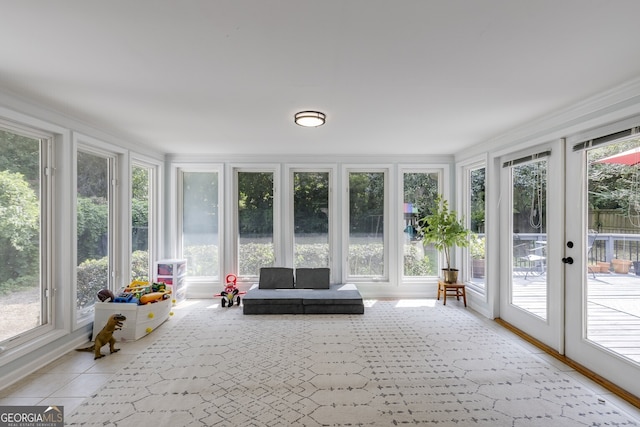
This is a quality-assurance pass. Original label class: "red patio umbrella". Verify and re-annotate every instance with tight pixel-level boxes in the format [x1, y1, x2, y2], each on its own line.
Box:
[595, 147, 640, 166]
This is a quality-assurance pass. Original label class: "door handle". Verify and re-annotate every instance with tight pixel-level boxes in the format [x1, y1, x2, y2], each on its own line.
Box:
[562, 257, 574, 264]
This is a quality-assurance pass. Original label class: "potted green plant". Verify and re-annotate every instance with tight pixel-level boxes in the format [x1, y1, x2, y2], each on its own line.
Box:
[418, 195, 471, 283]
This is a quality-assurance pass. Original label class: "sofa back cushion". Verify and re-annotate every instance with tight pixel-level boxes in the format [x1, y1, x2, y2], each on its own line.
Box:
[295, 268, 330, 289]
[259, 267, 295, 289]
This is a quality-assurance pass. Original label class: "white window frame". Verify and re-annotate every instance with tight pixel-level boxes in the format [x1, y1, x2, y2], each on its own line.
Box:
[342, 165, 391, 283]
[0, 121, 55, 351]
[459, 158, 487, 295]
[130, 157, 161, 283]
[173, 163, 224, 285]
[284, 164, 338, 280]
[229, 164, 281, 281]
[398, 165, 446, 283]
[73, 133, 127, 328]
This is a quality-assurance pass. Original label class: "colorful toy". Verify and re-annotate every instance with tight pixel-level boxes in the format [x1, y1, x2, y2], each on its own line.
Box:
[215, 274, 246, 307]
[114, 292, 139, 304]
[139, 290, 171, 304]
[97, 289, 115, 302]
[110, 281, 172, 305]
[76, 314, 126, 359]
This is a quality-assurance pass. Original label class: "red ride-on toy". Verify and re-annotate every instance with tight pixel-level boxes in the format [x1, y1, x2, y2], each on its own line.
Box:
[216, 274, 246, 307]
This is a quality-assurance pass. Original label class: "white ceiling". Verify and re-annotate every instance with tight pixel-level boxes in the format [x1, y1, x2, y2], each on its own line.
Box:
[2, 1, 640, 156]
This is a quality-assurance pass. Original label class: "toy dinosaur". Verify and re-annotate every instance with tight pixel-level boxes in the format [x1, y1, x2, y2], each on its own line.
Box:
[76, 314, 126, 359]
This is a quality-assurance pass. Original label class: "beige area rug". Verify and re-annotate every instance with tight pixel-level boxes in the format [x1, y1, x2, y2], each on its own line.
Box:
[66, 299, 639, 426]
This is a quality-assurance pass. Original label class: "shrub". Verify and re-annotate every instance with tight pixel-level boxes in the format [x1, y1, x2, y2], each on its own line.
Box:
[239, 242, 275, 275]
[403, 244, 434, 276]
[295, 243, 329, 268]
[183, 245, 220, 277]
[0, 275, 38, 296]
[0, 171, 39, 282]
[348, 243, 384, 276]
[131, 250, 150, 282]
[76, 257, 108, 310]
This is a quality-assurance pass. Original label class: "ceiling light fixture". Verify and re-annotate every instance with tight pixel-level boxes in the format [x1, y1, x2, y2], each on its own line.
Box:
[294, 111, 326, 127]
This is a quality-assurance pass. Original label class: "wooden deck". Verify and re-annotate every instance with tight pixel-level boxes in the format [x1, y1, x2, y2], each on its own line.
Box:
[512, 272, 640, 363]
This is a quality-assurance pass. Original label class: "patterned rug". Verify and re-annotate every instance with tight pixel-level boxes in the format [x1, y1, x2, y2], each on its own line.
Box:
[66, 299, 639, 426]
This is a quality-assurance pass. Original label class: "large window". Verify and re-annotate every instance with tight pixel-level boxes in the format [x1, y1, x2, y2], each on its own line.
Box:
[131, 163, 154, 282]
[293, 171, 330, 269]
[0, 126, 51, 347]
[402, 171, 439, 278]
[76, 149, 115, 321]
[181, 171, 220, 279]
[463, 163, 486, 290]
[510, 158, 548, 319]
[347, 170, 387, 279]
[237, 170, 275, 277]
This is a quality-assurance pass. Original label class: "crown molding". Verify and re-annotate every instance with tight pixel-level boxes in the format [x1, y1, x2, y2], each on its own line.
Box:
[458, 77, 640, 160]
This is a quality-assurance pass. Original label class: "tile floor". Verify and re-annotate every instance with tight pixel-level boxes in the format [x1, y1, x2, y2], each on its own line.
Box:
[0, 301, 193, 414]
[1, 300, 639, 421]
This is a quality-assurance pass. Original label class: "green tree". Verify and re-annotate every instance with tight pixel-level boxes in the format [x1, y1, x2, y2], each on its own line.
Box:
[349, 172, 384, 234]
[76, 151, 108, 198]
[76, 196, 108, 263]
[511, 161, 547, 233]
[588, 139, 640, 214]
[131, 166, 149, 201]
[403, 172, 439, 216]
[238, 172, 273, 235]
[0, 171, 39, 281]
[131, 166, 150, 259]
[294, 172, 329, 233]
[0, 130, 40, 182]
[470, 168, 486, 233]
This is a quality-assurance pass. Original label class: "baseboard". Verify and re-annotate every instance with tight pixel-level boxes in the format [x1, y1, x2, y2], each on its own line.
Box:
[495, 318, 640, 410]
[0, 334, 90, 391]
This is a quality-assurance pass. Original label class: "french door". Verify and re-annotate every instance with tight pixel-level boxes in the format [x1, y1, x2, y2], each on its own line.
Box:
[565, 131, 640, 397]
[500, 134, 640, 397]
[499, 140, 565, 352]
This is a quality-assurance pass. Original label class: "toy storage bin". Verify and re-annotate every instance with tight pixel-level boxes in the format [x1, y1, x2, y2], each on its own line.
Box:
[93, 298, 171, 341]
[154, 259, 187, 304]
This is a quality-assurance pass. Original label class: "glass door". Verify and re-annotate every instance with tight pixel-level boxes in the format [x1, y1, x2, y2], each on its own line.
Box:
[565, 132, 640, 397]
[499, 140, 564, 352]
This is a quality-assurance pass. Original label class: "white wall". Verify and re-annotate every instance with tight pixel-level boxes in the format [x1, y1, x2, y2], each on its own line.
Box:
[456, 77, 640, 319]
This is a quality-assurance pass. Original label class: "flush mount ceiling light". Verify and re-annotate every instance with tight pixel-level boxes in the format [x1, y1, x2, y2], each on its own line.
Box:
[294, 111, 326, 127]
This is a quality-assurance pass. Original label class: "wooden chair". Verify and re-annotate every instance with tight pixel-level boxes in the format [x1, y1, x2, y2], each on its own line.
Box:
[437, 280, 467, 307]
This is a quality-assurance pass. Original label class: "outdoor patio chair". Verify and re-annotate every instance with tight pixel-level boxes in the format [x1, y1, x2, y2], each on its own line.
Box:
[513, 238, 546, 279]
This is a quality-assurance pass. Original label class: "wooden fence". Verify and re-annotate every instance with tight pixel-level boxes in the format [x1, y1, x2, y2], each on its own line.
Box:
[590, 209, 640, 234]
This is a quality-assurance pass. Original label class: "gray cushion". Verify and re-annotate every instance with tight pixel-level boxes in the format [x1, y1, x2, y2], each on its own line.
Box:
[258, 267, 294, 289]
[295, 268, 330, 289]
[242, 283, 365, 315]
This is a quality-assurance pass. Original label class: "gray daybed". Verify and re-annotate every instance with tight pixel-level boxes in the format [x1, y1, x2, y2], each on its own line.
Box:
[242, 267, 365, 315]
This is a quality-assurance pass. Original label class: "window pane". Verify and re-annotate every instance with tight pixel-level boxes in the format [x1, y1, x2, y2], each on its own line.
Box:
[182, 172, 219, 278]
[294, 172, 329, 268]
[0, 129, 44, 343]
[349, 172, 385, 277]
[511, 160, 547, 320]
[238, 172, 274, 276]
[76, 151, 110, 318]
[403, 172, 438, 277]
[132, 165, 150, 282]
[468, 167, 486, 288]
[586, 138, 640, 362]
